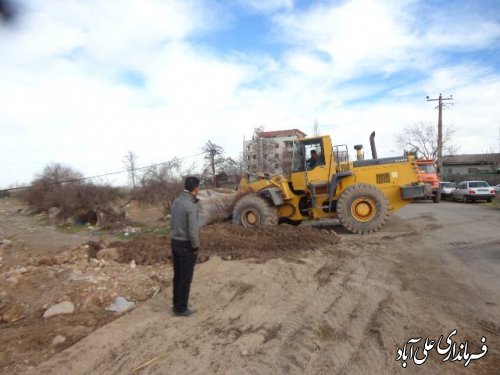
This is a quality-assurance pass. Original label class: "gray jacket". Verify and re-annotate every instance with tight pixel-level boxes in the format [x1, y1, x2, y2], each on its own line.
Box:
[170, 191, 200, 248]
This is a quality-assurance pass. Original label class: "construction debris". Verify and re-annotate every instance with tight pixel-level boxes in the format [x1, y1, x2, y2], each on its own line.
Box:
[43, 301, 75, 318]
[51, 335, 66, 346]
[1, 303, 24, 323]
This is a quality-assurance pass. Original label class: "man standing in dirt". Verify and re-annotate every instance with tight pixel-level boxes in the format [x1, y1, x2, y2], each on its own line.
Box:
[170, 176, 200, 317]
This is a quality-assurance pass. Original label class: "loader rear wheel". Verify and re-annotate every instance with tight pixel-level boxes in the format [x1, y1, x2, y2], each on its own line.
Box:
[337, 183, 389, 234]
[232, 194, 278, 227]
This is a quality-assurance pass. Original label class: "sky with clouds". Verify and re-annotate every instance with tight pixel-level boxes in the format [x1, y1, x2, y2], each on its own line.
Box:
[1, 0, 500, 187]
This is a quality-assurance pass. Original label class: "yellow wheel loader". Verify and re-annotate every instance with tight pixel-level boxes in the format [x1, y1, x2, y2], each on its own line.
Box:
[232, 135, 425, 234]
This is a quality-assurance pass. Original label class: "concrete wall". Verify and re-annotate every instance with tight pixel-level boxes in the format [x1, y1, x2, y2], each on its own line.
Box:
[443, 165, 496, 175]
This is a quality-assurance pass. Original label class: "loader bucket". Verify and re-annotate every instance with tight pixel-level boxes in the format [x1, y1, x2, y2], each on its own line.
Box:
[197, 189, 238, 226]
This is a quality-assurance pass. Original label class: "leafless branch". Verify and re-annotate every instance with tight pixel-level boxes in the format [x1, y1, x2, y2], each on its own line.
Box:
[395, 121, 458, 159]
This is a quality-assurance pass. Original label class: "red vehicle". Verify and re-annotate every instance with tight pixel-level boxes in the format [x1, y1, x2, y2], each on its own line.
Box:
[415, 159, 441, 203]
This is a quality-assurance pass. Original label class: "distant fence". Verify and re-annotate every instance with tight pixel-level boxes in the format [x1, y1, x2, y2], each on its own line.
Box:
[443, 173, 500, 185]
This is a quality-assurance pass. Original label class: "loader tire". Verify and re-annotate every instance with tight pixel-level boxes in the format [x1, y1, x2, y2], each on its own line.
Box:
[433, 190, 441, 203]
[232, 194, 278, 227]
[337, 183, 389, 234]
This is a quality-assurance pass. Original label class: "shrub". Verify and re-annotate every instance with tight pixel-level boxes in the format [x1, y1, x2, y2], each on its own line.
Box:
[18, 163, 125, 227]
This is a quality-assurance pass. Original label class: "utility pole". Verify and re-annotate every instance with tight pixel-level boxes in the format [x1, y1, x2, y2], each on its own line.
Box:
[123, 151, 138, 190]
[205, 140, 220, 188]
[313, 119, 319, 136]
[427, 93, 453, 180]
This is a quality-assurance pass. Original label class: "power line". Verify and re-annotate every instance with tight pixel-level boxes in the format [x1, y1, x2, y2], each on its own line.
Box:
[442, 33, 500, 93]
[1, 152, 205, 192]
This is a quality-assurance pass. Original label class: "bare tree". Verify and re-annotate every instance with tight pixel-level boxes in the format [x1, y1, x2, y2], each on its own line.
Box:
[135, 158, 182, 219]
[235, 153, 247, 175]
[395, 121, 458, 159]
[181, 160, 197, 176]
[123, 151, 138, 189]
[18, 163, 124, 226]
[202, 141, 224, 187]
[35, 163, 84, 184]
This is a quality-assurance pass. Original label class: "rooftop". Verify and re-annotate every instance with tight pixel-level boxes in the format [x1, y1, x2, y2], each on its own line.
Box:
[443, 153, 500, 165]
[257, 129, 306, 139]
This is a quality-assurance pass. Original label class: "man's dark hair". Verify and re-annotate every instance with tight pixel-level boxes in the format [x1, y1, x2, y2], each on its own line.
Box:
[311, 150, 317, 155]
[184, 176, 200, 192]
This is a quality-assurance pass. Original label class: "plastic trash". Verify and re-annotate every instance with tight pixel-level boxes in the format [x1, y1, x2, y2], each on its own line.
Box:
[106, 296, 135, 313]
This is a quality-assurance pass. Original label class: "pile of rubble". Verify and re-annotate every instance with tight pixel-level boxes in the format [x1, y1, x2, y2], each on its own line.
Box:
[0, 236, 168, 372]
[115, 223, 341, 265]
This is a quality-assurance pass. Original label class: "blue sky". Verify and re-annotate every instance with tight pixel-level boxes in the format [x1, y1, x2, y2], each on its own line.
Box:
[1, 0, 500, 187]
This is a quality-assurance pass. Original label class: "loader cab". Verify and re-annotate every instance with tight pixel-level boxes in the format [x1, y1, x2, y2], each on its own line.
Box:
[290, 136, 335, 191]
[291, 139, 325, 172]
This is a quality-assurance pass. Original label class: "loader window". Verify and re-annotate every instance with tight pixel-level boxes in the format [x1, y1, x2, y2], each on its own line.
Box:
[291, 142, 303, 172]
[418, 164, 436, 174]
[291, 140, 325, 172]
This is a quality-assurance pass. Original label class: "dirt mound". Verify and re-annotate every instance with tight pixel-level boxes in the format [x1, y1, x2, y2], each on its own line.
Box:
[114, 223, 340, 265]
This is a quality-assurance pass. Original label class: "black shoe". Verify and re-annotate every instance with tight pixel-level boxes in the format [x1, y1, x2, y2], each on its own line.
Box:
[174, 308, 196, 317]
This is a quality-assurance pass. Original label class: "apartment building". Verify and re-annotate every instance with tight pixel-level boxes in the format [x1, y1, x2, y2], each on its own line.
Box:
[243, 129, 306, 174]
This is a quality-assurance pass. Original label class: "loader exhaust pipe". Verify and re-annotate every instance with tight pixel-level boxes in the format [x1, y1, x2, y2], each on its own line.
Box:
[354, 144, 364, 161]
[369, 131, 378, 159]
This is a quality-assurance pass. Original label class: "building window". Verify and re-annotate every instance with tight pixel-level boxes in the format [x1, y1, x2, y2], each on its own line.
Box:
[263, 154, 267, 159]
[252, 155, 256, 159]
[275, 144, 279, 148]
[275, 153, 279, 158]
[275, 163, 279, 168]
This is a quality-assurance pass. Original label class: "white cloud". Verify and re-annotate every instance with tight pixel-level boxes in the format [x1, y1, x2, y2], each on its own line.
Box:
[0, 0, 229, 186]
[1, 0, 499, 187]
[274, 0, 500, 79]
[238, 0, 293, 13]
[275, 0, 420, 78]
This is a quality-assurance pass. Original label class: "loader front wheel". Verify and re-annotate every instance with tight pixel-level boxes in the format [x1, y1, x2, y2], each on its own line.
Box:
[433, 190, 441, 203]
[233, 194, 278, 227]
[337, 184, 389, 234]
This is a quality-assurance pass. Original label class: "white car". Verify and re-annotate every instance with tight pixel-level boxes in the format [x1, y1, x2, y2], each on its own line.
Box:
[451, 181, 496, 203]
[439, 182, 456, 199]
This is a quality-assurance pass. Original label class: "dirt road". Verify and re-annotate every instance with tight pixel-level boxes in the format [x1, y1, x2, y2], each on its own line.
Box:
[21, 202, 500, 374]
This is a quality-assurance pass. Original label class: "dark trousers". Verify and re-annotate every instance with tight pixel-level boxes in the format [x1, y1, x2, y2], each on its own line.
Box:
[171, 239, 198, 313]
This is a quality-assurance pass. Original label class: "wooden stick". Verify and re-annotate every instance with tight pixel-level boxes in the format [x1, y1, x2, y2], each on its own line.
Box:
[131, 354, 167, 373]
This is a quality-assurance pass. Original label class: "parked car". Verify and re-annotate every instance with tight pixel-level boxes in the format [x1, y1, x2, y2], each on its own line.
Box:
[439, 182, 456, 199]
[494, 184, 500, 193]
[451, 181, 496, 203]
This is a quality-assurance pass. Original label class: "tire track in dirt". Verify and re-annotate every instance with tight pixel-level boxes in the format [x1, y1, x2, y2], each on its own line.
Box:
[28, 231, 421, 375]
[285, 236, 413, 375]
[33, 222, 498, 374]
[51, 240, 395, 375]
